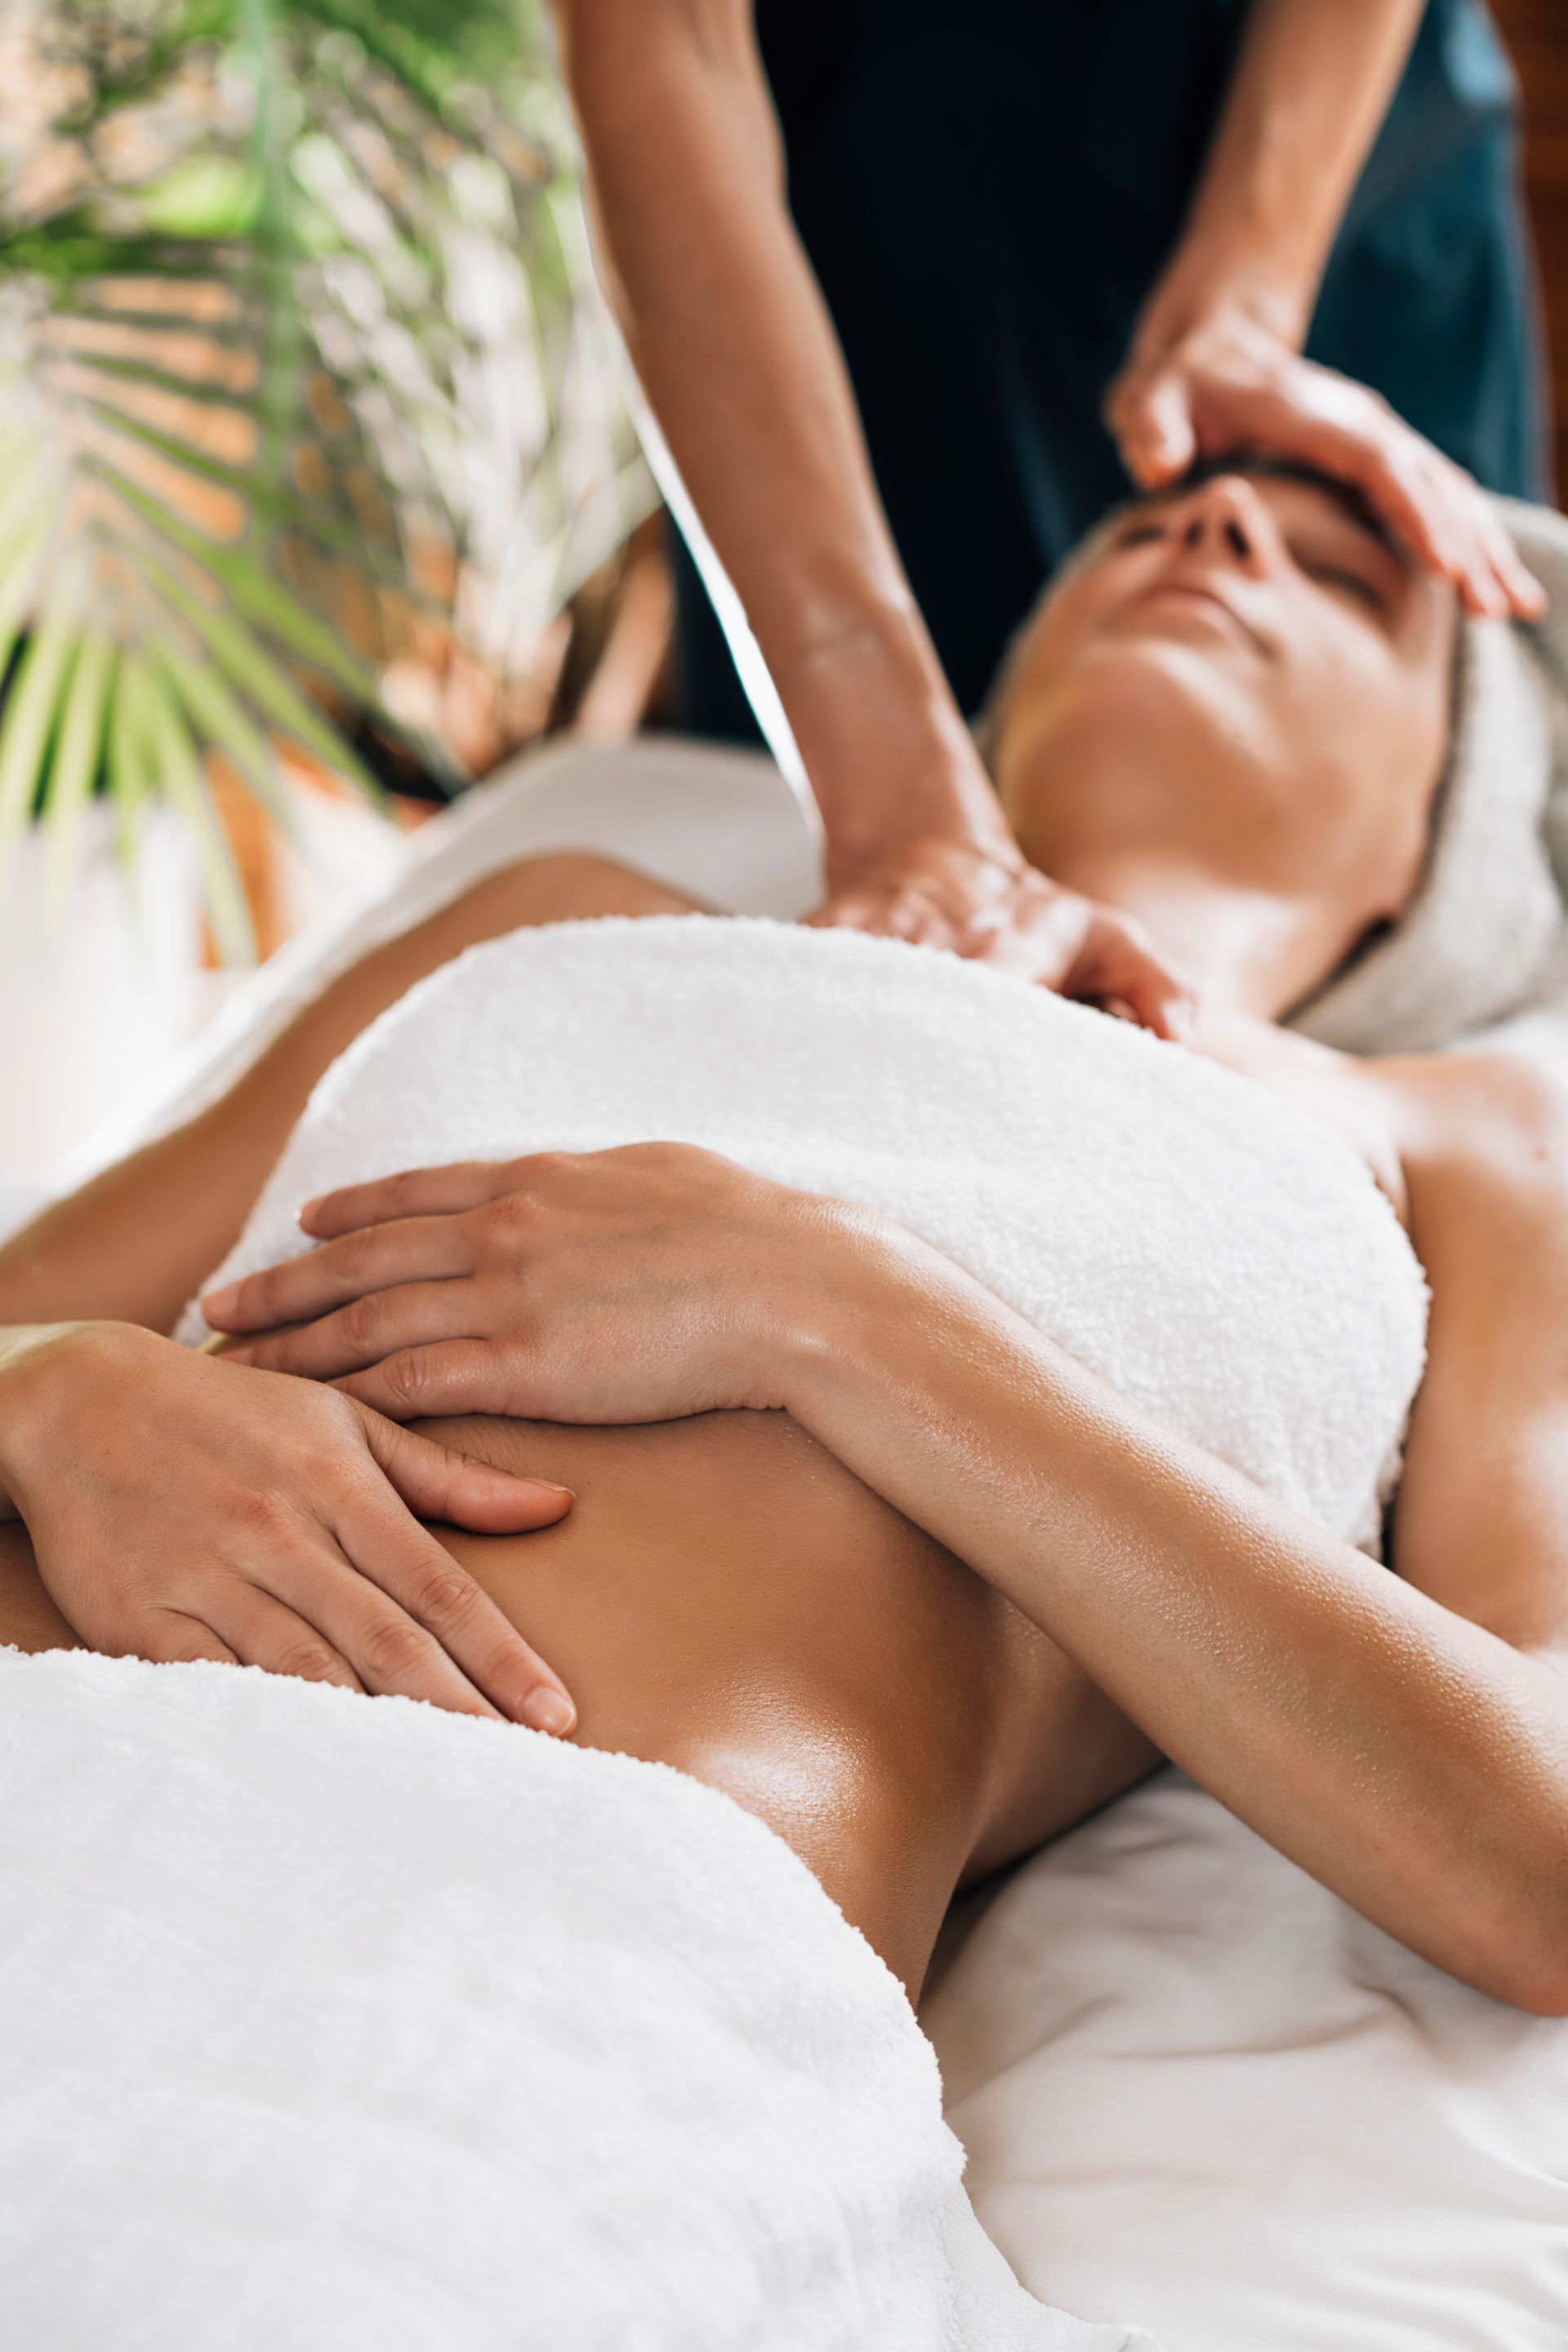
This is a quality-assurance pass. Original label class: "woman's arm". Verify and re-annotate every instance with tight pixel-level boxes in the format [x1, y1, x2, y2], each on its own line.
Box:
[788, 1172, 1568, 2015]
[1107, 0, 1541, 617]
[0, 858, 660, 1717]
[0, 858, 624, 1338]
[212, 1105, 1568, 2011]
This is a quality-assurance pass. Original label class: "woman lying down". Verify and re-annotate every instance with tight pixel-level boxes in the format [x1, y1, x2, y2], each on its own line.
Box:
[3, 464, 1568, 2349]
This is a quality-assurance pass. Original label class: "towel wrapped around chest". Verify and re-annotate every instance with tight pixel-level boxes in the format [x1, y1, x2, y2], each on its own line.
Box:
[2, 917, 1426, 2350]
[185, 914, 1429, 1551]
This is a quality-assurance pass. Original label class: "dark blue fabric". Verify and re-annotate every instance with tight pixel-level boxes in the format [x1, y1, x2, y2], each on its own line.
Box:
[672, 0, 1548, 742]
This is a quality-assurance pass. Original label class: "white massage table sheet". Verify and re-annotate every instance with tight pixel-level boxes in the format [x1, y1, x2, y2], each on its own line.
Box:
[29, 738, 1568, 2352]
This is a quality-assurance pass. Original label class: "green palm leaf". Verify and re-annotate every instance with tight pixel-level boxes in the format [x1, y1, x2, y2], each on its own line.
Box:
[0, 0, 653, 953]
[141, 651, 256, 964]
[105, 650, 158, 876]
[43, 624, 118, 923]
[0, 563, 84, 876]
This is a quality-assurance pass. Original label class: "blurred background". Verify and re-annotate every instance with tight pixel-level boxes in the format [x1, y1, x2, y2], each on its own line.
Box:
[1496, 2, 1568, 490]
[2, 0, 1567, 1202]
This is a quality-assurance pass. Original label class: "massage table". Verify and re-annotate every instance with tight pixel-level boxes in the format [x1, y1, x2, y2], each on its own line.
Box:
[11, 736, 1568, 2352]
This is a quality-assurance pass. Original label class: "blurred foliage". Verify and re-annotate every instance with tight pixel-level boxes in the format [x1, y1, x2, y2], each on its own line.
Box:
[0, 0, 650, 955]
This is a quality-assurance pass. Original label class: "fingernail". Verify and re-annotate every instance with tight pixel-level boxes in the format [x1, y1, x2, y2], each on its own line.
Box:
[524, 1479, 575, 1500]
[297, 1196, 323, 1227]
[202, 1282, 239, 1322]
[223, 1345, 254, 1366]
[522, 1687, 575, 1736]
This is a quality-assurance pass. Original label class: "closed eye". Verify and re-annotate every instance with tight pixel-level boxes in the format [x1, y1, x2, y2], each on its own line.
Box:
[1299, 559, 1387, 614]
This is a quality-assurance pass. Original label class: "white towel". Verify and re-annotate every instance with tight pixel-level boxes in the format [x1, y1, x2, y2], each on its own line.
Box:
[7, 915, 1430, 2347]
[184, 914, 1428, 1552]
[1294, 496, 1568, 1052]
[0, 1646, 1154, 2352]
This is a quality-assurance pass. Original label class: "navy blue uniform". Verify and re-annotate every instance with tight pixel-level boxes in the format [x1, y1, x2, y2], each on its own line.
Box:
[673, 0, 1547, 736]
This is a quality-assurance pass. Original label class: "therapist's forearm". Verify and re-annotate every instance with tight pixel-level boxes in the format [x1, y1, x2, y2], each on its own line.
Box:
[1161, 0, 1425, 345]
[552, 1, 996, 872]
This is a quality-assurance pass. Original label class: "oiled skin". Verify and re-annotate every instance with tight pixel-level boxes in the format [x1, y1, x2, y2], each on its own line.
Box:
[0, 1410, 1156, 1994]
[0, 851, 1158, 1998]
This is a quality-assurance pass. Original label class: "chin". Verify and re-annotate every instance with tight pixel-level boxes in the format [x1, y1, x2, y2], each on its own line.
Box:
[1003, 641, 1268, 805]
[1079, 629, 1257, 716]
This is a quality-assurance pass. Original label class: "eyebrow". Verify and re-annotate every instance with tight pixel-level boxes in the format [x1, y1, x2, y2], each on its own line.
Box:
[1140, 460, 1410, 569]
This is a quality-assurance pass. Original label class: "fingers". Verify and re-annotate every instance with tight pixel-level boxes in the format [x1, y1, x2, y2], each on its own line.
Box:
[1143, 329, 1544, 619]
[1347, 434, 1507, 618]
[205, 1550, 527, 1726]
[805, 892, 949, 950]
[299, 1162, 519, 1241]
[1109, 945, 1195, 1042]
[1459, 475, 1546, 619]
[154, 1447, 572, 1726]
[1067, 914, 1196, 1041]
[199, 1583, 365, 1693]
[973, 881, 1190, 1031]
[801, 897, 857, 931]
[333, 1340, 516, 1423]
[330, 1437, 576, 1732]
[363, 1413, 572, 1532]
[1251, 379, 1544, 621]
[136, 1609, 241, 1668]
[242, 1530, 519, 1724]
[222, 1279, 483, 1379]
[203, 1218, 471, 1335]
[1113, 368, 1196, 490]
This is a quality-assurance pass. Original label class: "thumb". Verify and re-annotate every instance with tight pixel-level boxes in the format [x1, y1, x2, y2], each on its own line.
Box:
[1120, 369, 1196, 488]
[1069, 914, 1196, 1042]
[359, 1410, 574, 1531]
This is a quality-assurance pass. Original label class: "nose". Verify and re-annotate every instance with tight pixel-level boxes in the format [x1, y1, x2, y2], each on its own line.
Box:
[1169, 474, 1273, 572]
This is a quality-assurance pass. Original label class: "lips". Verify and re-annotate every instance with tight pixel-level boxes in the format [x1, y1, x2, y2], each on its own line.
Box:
[1130, 578, 1269, 654]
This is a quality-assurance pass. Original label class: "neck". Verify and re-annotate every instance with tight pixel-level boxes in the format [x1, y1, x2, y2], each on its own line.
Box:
[1056, 857, 1344, 1020]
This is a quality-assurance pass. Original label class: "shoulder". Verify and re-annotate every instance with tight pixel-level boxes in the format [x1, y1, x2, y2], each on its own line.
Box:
[1379, 1049, 1568, 1650]
[1384, 1047, 1568, 1297]
[1392, 1046, 1568, 1196]
[1193, 1010, 1410, 1210]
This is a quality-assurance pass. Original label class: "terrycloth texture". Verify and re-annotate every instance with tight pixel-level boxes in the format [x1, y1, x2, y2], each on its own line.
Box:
[72, 739, 817, 1183]
[0, 1645, 1151, 2352]
[1294, 497, 1568, 1052]
[184, 914, 1428, 1554]
[20, 738, 1552, 2351]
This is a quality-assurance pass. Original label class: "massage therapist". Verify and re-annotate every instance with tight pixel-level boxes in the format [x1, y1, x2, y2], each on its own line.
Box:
[550, 0, 1547, 1009]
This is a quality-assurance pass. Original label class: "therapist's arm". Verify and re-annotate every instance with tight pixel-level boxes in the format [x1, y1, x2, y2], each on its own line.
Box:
[1108, 0, 1542, 617]
[550, 0, 1188, 1030]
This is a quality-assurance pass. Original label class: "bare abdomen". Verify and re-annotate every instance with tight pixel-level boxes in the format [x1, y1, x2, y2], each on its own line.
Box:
[413, 1405, 1159, 1990]
[0, 1406, 1156, 1993]
[411, 1406, 1013, 1984]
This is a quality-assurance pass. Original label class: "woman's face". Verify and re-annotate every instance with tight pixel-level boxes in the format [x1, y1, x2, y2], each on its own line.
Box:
[995, 469, 1454, 941]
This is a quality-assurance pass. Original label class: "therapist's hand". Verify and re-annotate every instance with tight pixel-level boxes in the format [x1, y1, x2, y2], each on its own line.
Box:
[1106, 301, 1544, 621]
[808, 830, 1194, 1040]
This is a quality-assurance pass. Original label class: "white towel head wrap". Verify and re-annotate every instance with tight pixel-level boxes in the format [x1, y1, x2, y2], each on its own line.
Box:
[1290, 497, 1568, 1053]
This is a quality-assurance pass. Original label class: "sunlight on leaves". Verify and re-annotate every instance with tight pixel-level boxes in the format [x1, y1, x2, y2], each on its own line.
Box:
[0, 0, 653, 953]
